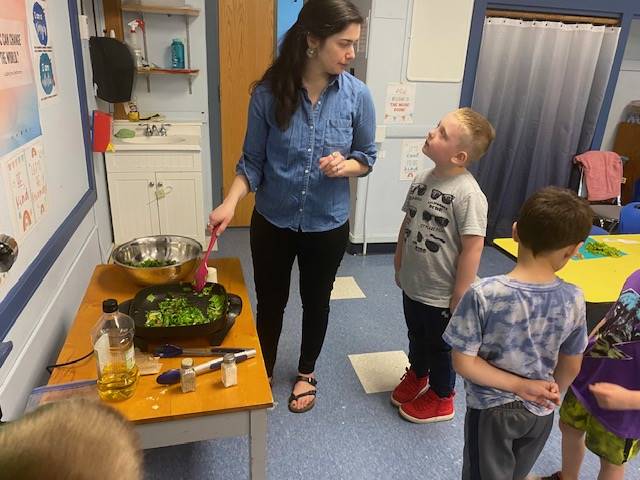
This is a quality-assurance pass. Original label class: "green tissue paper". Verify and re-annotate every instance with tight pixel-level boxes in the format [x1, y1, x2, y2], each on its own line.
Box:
[114, 128, 136, 138]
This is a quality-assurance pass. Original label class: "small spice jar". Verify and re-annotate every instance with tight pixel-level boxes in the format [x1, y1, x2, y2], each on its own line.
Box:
[221, 353, 237, 387]
[180, 357, 196, 393]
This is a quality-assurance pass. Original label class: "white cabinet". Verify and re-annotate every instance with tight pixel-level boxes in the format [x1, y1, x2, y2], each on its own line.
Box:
[106, 151, 205, 246]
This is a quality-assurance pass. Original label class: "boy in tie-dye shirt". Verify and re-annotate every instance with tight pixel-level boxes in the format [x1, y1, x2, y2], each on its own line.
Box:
[443, 187, 594, 480]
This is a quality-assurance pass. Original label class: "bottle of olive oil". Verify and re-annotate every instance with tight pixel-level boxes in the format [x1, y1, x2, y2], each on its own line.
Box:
[92, 299, 139, 401]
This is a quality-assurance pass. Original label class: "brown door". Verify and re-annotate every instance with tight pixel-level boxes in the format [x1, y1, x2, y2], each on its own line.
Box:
[218, 0, 275, 226]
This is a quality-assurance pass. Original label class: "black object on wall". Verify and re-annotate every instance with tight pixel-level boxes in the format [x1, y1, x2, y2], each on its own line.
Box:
[89, 37, 134, 103]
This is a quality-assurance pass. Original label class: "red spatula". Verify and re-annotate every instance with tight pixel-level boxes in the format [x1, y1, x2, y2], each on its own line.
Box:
[193, 225, 219, 292]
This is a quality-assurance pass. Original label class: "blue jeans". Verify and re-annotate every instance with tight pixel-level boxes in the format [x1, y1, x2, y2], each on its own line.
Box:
[402, 292, 455, 397]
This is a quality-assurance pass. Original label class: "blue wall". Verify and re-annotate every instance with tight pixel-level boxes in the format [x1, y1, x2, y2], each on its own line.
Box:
[460, 0, 640, 150]
[277, 0, 303, 46]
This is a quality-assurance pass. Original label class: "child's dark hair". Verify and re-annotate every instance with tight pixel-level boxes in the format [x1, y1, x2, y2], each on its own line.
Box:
[255, 0, 363, 130]
[516, 186, 592, 256]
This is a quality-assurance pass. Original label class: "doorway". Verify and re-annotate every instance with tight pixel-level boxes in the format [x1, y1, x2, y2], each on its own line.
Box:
[218, 0, 275, 226]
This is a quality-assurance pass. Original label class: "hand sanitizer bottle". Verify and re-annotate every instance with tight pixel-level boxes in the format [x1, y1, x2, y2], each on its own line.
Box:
[171, 39, 185, 69]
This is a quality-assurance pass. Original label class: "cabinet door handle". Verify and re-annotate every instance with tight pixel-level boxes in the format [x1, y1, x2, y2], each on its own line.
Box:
[157, 182, 164, 187]
[148, 182, 155, 187]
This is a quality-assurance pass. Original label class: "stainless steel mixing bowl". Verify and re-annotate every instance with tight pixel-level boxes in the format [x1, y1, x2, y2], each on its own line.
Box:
[112, 235, 203, 285]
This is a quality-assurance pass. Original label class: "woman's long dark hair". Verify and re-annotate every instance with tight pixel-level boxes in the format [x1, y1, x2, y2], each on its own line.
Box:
[255, 0, 363, 130]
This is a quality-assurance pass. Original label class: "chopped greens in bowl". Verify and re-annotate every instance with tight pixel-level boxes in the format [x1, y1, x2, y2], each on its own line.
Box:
[125, 259, 177, 268]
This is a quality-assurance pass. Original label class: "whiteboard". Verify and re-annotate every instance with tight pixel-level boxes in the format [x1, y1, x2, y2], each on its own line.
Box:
[406, 0, 474, 82]
[0, 0, 94, 345]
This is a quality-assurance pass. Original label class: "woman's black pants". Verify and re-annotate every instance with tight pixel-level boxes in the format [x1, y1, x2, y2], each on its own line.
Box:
[250, 210, 348, 377]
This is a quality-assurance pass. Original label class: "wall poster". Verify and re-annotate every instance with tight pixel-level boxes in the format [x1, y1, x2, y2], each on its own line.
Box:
[28, 0, 58, 102]
[0, 0, 42, 157]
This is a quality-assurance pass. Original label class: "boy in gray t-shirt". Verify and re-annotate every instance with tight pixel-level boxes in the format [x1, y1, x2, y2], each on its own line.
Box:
[392, 108, 494, 424]
[443, 187, 594, 480]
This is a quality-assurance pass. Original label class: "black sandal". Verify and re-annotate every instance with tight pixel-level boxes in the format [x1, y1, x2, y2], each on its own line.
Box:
[288, 375, 317, 414]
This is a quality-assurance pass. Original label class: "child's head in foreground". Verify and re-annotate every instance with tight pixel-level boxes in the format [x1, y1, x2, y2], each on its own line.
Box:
[514, 186, 592, 267]
[0, 398, 142, 480]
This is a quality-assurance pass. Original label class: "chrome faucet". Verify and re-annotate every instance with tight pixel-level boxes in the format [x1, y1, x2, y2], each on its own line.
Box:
[141, 123, 153, 136]
[159, 123, 169, 136]
[150, 124, 159, 136]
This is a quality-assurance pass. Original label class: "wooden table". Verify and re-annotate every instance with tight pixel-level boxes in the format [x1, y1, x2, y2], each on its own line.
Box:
[48, 258, 273, 480]
[494, 234, 640, 328]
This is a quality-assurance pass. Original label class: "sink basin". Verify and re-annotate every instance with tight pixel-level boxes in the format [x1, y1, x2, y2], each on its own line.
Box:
[120, 136, 187, 144]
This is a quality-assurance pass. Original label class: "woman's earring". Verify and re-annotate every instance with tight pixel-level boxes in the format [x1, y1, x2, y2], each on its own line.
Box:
[306, 47, 316, 58]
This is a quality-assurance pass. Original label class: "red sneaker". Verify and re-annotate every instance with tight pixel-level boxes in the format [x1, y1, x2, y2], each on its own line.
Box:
[399, 389, 455, 423]
[390, 367, 429, 406]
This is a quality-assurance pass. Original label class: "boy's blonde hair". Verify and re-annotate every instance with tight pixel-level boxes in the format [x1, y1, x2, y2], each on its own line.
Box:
[452, 107, 496, 162]
[0, 399, 142, 480]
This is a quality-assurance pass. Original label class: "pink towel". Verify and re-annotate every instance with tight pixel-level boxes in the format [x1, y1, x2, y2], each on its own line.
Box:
[575, 151, 622, 201]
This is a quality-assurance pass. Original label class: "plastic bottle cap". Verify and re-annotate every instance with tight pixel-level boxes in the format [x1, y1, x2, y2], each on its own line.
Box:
[181, 358, 194, 368]
[223, 353, 235, 364]
[102, 298, 118, 313]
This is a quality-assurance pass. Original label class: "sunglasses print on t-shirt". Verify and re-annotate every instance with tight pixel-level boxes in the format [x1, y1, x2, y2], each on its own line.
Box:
[431, 189, 455, 204]
[422, 210, 449, 227]
[409, 183, 428, 196]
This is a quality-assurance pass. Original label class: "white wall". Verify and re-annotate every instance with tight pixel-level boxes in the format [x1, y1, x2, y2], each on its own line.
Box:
[0, 0, 112, 419]
[623, 18, 640, 61]
[122, 0, 212, 219]
[601, 19, 640, 151]
[349, 0, 467, 243]
[0, 218, 102, 419]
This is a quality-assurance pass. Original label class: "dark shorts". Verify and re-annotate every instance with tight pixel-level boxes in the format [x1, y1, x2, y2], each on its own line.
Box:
[463, 402, 553, 480]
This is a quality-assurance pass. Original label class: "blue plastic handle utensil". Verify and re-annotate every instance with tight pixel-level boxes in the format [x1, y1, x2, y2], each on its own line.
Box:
[155, 349, 256, 385]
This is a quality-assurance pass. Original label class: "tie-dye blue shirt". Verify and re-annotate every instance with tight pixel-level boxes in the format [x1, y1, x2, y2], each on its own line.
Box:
[443, 275, 588, 416]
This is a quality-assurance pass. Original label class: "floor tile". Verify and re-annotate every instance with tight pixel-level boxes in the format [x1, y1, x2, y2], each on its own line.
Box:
[349, 350, 409, 394]
[331, 276, 366, 300]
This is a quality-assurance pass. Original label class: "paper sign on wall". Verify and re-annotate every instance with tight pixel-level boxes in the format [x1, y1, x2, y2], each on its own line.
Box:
[400, 139, 428, 181]
[0, 0, 43, 156]
[26, 141, 47, 219]
[3, 148, 36, 237]
[384, 83, 416, 124]
[28, 0, 58, 102]
[1, 139, 47, 239]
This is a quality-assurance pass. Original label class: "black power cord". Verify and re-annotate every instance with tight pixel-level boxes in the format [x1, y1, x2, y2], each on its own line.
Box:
[45, 351, 93, 374]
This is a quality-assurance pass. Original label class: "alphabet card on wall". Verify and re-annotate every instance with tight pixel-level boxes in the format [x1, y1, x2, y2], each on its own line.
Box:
[28, 0, 58, 103]
[1, 139, 48, 239]
[26, 141, 47, 220]
[2, 148, 36, 238]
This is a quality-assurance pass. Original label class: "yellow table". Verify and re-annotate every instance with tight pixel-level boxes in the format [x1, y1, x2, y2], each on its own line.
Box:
[493, 234, 640, 303]
[48, 258, 273, 480]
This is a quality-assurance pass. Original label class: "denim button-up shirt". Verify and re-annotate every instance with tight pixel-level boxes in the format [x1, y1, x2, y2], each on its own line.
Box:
[236, 72, 377, 232]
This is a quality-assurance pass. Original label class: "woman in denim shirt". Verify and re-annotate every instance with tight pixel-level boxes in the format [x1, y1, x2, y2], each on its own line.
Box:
[209, 0, 376, 413]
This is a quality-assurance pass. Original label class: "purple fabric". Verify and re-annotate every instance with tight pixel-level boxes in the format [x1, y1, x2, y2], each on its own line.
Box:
[571, 270, 640, 439]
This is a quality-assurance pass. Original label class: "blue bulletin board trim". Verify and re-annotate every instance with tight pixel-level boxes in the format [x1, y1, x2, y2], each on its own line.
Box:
[0, 0, 96, 363]
[459, 0, 640, 151]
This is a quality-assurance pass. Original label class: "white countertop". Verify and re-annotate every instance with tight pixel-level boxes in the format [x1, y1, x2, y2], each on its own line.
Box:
[110, 135, 201, 152]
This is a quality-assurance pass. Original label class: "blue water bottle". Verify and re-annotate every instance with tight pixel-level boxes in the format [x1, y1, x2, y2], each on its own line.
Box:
[171, 39, 185, 69]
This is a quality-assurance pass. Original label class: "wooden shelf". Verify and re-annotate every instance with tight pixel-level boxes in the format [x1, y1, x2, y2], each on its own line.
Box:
[136, 68, 199, 76]
[121, 3, 200, 16]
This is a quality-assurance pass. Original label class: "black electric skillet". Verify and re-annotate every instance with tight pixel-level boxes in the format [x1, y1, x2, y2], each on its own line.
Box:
[118, 282, 242, 347]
